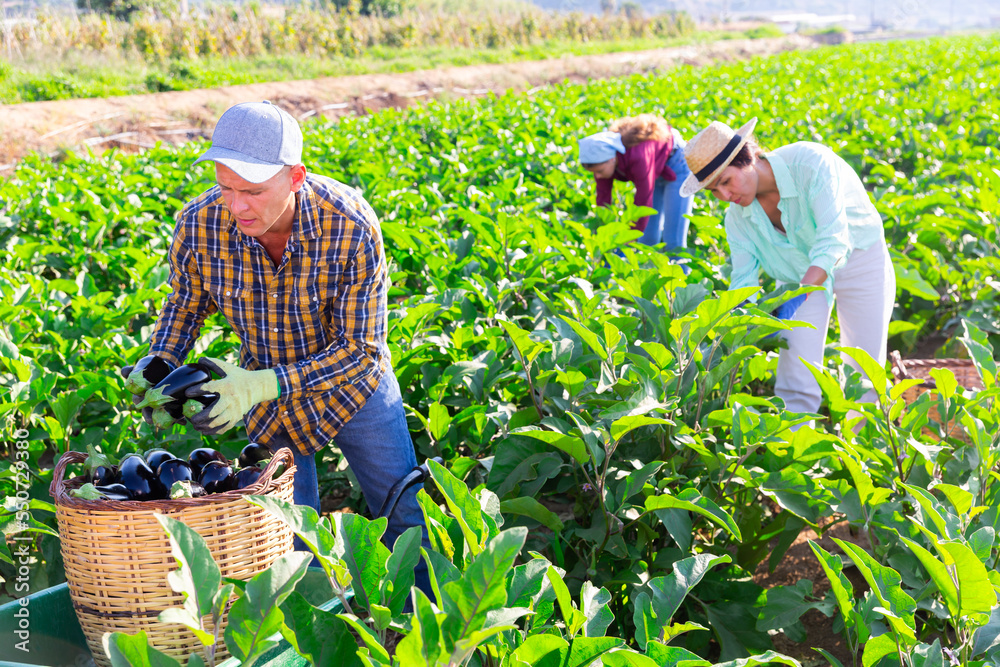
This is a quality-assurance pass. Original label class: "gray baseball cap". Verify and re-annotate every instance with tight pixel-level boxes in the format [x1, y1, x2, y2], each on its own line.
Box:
[195, 101, 303, 183]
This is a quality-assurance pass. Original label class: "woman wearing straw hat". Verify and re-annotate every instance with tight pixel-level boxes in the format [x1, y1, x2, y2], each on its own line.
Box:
[578, 114, 694, 250]
[679, 118, 895, 419]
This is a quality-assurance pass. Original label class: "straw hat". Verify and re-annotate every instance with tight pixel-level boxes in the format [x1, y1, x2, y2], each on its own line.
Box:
[679, 118, 758, 197]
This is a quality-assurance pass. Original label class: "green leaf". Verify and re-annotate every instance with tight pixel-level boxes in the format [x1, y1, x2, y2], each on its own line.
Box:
[609, 415, 672, 443]
[560, 315, 608, 361]
[894, 264, 939, 301]
[500, 497, 565, 532]
[333, 513, 391, 612]
[646, 554, 731, 624]
[427, 459, 488, 556]
[901, 483, 954, 540]
[911, 640, 944, 667]
[498, 315, 546, 367]
[338, 613, 391, 665]
[428, 402, 452, 441]
[154, 514, 221, 645]
[812, 648, 846, 667]
[936, 541, 996, 615]
[581, 580, 615, 638]
[756, 580, 831, 643]
[601, 651, 662, 667]
[441, 527, 527, 648]
[713, 650, 804, 667]
[958, 321, 996, 387]
[898, 535, 959, 618]
[645, 489, 741, 541]
[515, 428, 590, 465]
[644, 641, 710, 666]
[278, 592, 362, 667]
[839, 346, 889, 402]
[224, 551, 312, 666]
[547, 566, 587, 638]
[245, 495, 350, 592]
[382, 525, 422, 614]
[104, 631, 182, 667]
[807, 542, 855, 628]
[834, 539, 916, 631]
[932, 483, 974, 516]
[861, 632, 901, 667]
[396, 589, 444, 667]
[513, 634, 622, 667]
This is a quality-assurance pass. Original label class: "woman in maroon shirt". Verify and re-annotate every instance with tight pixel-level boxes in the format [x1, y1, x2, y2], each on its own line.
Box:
[578, 114, 694, 250]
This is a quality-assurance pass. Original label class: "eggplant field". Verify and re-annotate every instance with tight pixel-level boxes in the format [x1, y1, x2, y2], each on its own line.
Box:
[2, 32, 1000, 667]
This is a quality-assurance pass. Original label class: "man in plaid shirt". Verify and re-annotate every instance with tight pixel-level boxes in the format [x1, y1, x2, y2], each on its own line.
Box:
[141, 101, 428, 587]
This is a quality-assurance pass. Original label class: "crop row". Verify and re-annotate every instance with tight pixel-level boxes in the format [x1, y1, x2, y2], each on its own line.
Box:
[1, 33, 999, 664]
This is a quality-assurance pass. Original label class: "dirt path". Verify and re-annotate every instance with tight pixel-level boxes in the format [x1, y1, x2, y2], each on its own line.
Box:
[0, 35, 813, 169]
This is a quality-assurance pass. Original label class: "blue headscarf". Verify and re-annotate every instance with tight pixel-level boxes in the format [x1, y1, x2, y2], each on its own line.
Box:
[578, 131, 626, 165]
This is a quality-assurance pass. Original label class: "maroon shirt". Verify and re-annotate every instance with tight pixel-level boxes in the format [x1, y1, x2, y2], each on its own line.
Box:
[595, 137, 677, 231]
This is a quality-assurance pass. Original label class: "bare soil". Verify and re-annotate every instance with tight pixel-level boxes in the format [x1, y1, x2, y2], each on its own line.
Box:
[753, 518, 871, 666]
[0, 34, 814, 168]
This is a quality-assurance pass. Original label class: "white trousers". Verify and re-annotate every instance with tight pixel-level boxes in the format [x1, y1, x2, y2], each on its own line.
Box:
[775, 240, 896, 414]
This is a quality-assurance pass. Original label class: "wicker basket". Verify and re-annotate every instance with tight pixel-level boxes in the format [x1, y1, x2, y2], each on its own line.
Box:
[889, 351, 985, 439]
[50, 447, 297, 666]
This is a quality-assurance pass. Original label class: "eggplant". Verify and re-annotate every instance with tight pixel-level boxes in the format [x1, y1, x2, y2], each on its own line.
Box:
[94, 483, 133, 501]
[169, 480, 206, 499]
[237, 443, 272, 469]
[199, 460, 235, 494]
[91, 464, 118, 486]
[188, 448, 228, 478]
[123, 355, 176, 395]
[151, 408, 180, 430]
[145, 449, 176, 471]
[157, 459, 193, 489]
[234, 466, 263, 489]
[119, 454, 167, 501]
[182, 395, 218, 419]
[137, 362, 215, 412]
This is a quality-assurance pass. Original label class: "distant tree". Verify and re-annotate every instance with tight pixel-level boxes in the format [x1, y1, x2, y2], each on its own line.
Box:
[619, 1, 642, 19]
[326, 0, 416, 16]
[600, 0, 616, 14]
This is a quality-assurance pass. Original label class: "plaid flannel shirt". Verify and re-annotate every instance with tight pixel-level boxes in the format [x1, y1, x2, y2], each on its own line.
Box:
[149, 174, 390, 455]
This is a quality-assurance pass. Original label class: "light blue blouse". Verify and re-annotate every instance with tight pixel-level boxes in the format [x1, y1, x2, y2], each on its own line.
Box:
[724, 142, 885, 302]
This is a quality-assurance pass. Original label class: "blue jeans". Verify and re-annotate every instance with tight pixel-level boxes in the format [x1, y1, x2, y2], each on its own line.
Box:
[639, 134, 694, 250]
[267, 371, 431, 598]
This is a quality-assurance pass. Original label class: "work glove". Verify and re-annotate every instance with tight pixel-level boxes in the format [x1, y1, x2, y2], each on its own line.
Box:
[763, 294, 808, 341]
[185, 358, 280, 435]
[773, 293, 807, 320]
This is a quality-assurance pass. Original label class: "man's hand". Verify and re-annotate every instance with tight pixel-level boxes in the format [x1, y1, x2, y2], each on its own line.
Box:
[186, 358, 280, 435]
[773, 294, 807, 320]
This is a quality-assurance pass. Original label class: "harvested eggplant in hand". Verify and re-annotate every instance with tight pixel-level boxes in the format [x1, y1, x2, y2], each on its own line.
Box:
[123, 355, 176, 395]
[136, 361, 217, 413]
[199, 460, 235, 494]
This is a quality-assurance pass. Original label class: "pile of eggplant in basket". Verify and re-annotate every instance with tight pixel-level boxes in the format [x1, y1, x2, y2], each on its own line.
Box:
[71, 443, 281, 501]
